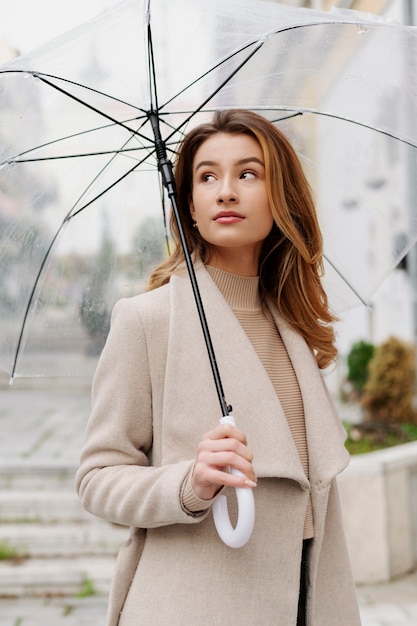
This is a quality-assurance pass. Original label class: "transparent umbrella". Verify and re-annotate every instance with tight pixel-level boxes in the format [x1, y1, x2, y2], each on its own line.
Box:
[1, 0, 417, 544]
[1, 0, 417, 382]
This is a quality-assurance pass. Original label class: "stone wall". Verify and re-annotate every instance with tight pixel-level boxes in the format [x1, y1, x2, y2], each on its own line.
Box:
[337, 441, 417, 584]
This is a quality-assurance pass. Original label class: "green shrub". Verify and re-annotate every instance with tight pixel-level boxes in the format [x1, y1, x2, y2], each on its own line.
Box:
[344, 421, 417, 454]
[361, 336, 416, 424]
[75, 575, 97, 598]
[347, 340, 375, 394]
[0, 540, 26, 562]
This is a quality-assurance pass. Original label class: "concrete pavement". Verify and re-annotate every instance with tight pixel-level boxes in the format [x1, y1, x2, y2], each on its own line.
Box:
[0, 596, 108, 626]
[0, 375, 416, 625]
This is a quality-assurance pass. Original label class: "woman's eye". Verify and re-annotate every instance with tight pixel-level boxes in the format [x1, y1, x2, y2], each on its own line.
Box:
[240, 170, 256, 179]
[202, 173, 215, 182]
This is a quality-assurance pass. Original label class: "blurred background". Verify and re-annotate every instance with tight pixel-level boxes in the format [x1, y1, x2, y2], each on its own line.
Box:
[1, 4, 417, 624]
[1, 0, 417, 392]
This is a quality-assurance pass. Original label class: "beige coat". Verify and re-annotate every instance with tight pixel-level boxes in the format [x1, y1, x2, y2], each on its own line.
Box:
[76, 264, 360, 626]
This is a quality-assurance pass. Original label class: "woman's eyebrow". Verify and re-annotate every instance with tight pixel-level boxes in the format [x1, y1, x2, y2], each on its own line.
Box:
[194, 160, 217, 172]
[237, 157, 265, 167]
[194, 156, 265, 171]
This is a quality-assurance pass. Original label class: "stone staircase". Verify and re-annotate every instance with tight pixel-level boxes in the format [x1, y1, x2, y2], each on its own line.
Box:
[0, 464, 128, 598]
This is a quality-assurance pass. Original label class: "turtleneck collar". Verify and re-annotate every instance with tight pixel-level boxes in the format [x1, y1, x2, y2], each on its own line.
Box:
[206, 265, 262, 311]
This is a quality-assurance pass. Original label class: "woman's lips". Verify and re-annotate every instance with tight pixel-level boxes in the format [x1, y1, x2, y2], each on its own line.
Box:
[213, 212, 244, 224]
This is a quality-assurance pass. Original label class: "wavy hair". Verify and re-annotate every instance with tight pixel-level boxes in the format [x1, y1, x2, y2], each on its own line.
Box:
[147, 109, 337, 368]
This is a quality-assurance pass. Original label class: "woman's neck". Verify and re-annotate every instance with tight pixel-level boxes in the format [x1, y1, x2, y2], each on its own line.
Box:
[206, 266, 261, 310]
[206, 246, 260, 277]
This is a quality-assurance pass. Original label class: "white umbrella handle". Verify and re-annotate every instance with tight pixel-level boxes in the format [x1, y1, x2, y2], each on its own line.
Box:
[212, 415, 255, 548]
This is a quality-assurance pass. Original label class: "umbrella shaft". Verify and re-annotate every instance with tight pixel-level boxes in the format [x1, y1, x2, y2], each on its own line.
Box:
[169, 186, 231, 418]
[147, 111, 231, 417]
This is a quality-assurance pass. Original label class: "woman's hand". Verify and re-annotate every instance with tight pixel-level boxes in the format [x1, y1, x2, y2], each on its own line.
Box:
[191, 422, 257, 501]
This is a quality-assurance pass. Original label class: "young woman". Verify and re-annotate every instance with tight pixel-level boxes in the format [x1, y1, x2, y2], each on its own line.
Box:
[76, 110, 360, 625]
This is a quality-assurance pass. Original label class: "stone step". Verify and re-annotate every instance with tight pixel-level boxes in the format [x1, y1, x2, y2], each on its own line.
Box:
[0, 465, 77, 491]
[0, 490, 90, 523]
[0, 556, 115, 598]
[0, 521, 128, 558]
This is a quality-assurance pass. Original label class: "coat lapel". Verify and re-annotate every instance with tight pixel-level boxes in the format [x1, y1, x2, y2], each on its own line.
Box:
[162, 265, 348, 488]
[266, 302, 350, 486]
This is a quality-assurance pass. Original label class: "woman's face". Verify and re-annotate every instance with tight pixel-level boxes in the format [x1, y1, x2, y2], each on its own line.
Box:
[189, 132, 274, 272]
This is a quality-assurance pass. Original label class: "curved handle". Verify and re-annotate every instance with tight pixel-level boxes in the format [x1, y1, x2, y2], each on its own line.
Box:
[212, 415, 255, 548]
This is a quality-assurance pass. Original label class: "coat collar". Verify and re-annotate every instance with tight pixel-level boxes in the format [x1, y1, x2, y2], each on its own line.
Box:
[164, 264, 349, 488]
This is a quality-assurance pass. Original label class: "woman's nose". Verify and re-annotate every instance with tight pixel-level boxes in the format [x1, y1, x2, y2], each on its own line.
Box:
[217, 178, 238, 203]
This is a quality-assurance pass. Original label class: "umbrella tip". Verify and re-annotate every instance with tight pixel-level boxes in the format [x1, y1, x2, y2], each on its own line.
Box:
[8, 376, 14, 386]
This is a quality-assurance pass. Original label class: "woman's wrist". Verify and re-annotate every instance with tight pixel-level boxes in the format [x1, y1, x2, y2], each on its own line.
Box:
[180, 467, 221, 514]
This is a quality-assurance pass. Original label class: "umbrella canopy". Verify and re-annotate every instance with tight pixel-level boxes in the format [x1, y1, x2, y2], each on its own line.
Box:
[1, 0, 417, 383]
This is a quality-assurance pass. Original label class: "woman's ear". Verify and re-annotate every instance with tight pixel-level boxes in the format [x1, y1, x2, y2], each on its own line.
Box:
[189, 195, 195, 221]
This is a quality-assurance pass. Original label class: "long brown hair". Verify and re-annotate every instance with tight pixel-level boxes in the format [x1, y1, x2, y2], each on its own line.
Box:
[148, 109, 337, 368]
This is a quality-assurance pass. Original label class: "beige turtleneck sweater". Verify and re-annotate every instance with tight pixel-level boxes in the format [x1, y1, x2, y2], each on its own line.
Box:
[206, 266, 313, 539]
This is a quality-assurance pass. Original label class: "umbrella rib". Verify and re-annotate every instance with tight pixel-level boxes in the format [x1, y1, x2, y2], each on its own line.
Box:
[33, 72, 152, 144]
[160, 12, 375, 113]
[160, 38, 261, 111]
[11, 146, 150, 163]
[307, 109, 417, 150]
[157, 17, 417, 151]
[164, 40, 265, 144]
[261, 106, 417, 150]
[4, 113, 151, 165]
[9, 140, 159, 381]
[323, 255, 372, 310]
[69, 151, 154, 220]
[10, 108, 416, 164]
[9, 220, 69, 384]
[1, 68, 147, 115]
[159, 111, 304, 162]
[158, 16, 379, 114]
[146, 18, 159, 112]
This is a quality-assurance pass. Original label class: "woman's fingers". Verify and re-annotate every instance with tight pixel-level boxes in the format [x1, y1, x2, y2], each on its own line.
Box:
[193, 463, 257, 491]
[191, 424, 256, 500]
[196, 435, 254, 467]
[204, 422, 247, 443]
[195, 448, 255, 479]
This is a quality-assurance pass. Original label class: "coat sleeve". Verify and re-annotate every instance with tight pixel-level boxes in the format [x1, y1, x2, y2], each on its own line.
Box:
[75, 297, 214, 529]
